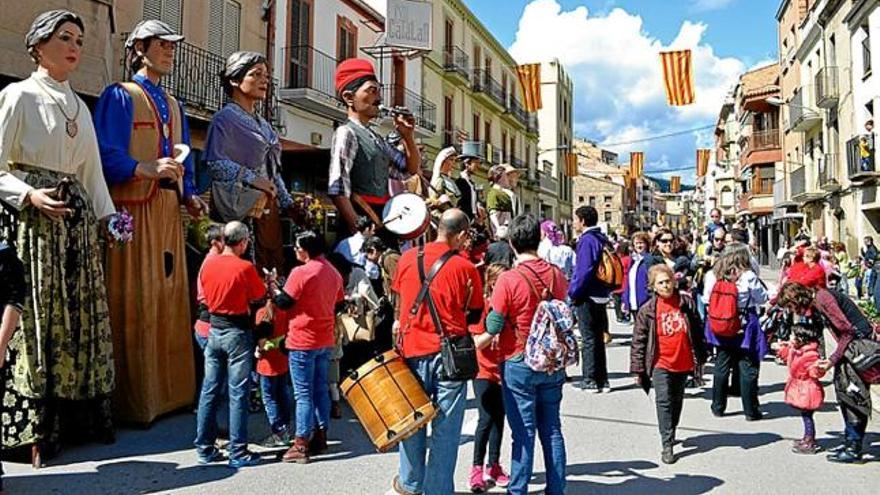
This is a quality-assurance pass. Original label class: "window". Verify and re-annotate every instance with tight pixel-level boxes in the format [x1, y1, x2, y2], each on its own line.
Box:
[863, 25, 872, 77]
[578, 196, 584, 203]
[209, 0, 241, 57]
[721, 186, 734, 207]
[473, 45, 481, 71]
[444, 19, 454, 52]
[443, 96, 454, 147]
[472, 113, 481, 141]
[589, 196, 596, 207]
[509, 135, 515, 163]
[485, 121, 492, 147]
[604, 211, 612, 223]
[143, 0, 182, 32]
[337, 16, 358, 62]
[604, 195, 612, 205]
[501, 131, 507, 160]
[287, 0, 312, 88]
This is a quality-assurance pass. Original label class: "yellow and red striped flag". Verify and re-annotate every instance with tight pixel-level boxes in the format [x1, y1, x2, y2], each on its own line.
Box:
[630, 152, 644, 178]
[696, 148, 711, 177]
[564, 152, 579, 177]
[659, 50, 695, 106]
[670, 176, 681, 193]
[516, 63, 543, 112]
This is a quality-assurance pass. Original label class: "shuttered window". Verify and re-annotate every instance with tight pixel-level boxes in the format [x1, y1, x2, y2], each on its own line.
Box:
[208, 0, 241, 57]
[142, 0, 182, 33]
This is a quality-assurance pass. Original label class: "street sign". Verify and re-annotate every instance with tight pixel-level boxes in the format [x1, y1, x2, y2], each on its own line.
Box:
[385, 0, 432, 51]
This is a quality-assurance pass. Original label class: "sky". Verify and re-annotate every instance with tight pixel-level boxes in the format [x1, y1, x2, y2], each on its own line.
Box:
[465, 0, 781, 183]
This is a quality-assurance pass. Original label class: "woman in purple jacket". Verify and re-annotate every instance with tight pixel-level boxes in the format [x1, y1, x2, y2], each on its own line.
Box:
[623, 232, 656, 317]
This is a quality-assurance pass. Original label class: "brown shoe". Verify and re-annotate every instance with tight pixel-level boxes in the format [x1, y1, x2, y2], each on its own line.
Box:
[330, 401, 342, 419]
[391, 475, 417, 495]
[282, 437, 310, 464]
[309, 428, 328, 455]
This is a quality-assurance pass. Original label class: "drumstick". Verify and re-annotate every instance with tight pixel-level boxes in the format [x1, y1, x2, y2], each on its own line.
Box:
[383, 206, 411, 225]
[351, 193, 384, 228]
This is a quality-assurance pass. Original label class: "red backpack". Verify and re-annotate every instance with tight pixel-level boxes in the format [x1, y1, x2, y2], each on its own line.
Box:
[708, 280, 741, 337]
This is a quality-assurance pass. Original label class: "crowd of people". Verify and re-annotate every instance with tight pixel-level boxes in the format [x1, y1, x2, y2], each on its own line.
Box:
[0, 9, 877, 495]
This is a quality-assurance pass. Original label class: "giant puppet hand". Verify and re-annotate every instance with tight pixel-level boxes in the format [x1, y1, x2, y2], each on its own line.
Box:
[135, 158, 183, 181]
[186, 195, 208, 218]
[393, 113, 416, 140]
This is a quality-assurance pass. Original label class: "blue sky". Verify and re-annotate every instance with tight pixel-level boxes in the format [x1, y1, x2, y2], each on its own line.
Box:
[464, 0, 781, 182]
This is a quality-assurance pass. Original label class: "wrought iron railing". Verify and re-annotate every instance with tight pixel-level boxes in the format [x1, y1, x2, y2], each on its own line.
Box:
[472, 69, 505, 107]
[526, 114, 539, 134]
[848, 134, 876, 179]
[748, 129, 780, 151]
[791, 166, 806, 198]
[380, 84, 436, 133]
[815, 66, 839, 108]
[281, 45, 338, 101]
[443, 46, 470, 80]
[509, 98, 529, 126]
[818, 152, 840, 189]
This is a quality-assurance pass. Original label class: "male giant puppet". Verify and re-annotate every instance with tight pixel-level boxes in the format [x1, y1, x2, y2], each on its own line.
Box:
[328, 59, 421, 242]
[94, 20, 207, 423]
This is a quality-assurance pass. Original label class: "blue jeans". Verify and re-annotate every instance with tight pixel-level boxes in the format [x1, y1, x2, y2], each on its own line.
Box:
[260, 374, 292, 434]
[503, 359, 567, 495]
[398, 353, 467, 495]
[194, 327, 253, 460]
[289, 347, 332, 438]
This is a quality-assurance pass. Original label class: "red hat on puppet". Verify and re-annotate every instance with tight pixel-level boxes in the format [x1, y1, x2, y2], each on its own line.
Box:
[334, 58, 376, 94]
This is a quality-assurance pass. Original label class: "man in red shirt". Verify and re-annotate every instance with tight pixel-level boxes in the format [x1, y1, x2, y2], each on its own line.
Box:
[390, 209, 484, 495]
[194, 221, 268, 468]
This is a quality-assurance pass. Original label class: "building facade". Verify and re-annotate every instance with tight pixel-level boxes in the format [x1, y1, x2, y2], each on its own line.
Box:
[571, 139, 634, 234]
[708, 95, 741, 225]
[535, 59, 574, 228]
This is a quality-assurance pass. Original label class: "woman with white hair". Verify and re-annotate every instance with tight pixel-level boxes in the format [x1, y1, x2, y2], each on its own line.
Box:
[429, 146, 461, 212]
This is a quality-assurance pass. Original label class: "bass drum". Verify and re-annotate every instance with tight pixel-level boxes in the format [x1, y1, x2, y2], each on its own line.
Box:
[341, 350, 437, 452]
[382, 193, 429, 241]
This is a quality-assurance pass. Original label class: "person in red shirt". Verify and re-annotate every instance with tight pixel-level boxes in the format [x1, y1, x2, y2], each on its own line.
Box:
[272, 231, 344, 464]
[630, 264, 705, 465]
[468, 263, 510, 492]
[478, 213, 569, 495]
[194, 223, 225, 350]
[787, 247, 827, 289]
[254, 305, 292, 449]
[390, 209, 484, 495]
[195, 221, 268, 468]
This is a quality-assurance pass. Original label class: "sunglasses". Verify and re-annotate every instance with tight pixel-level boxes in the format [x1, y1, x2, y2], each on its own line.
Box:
[659, 238, 674, 243]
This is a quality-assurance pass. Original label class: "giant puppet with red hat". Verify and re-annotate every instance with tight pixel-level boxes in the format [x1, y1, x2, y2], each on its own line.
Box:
[326, 58, 425, 245]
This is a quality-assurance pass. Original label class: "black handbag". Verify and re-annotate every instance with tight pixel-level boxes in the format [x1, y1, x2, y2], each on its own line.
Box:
[844, 338, 880, 376]
[409, 248, 478, 381]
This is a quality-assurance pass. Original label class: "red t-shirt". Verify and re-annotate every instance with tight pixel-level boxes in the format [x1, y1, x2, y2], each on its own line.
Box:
[195, 250, 221, 337]
[654, 294, 694, 372]
[256, 307, 290, 376]
[200, 254, 266, 315]
[392, 242, 484, 358]
[491, 259, 568, 362]
[788, 261, 827, 289]
[471, 306, 501, 383]
[284, 257, 344, 351]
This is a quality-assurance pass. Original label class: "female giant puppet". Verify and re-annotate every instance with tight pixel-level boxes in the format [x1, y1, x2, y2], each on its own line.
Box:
[93, 20, 206, 424]
[0, 10, 116, 466]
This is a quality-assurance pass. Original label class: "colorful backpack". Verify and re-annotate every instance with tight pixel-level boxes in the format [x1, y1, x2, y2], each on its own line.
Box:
[596, 243, 625, 290]
[708, 279, 741, 337]
[516, 265, 578, 373]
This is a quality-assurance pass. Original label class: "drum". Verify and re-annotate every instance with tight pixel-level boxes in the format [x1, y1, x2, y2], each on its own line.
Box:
[341, 350, 437, 452]
[382, 193, 429, 240]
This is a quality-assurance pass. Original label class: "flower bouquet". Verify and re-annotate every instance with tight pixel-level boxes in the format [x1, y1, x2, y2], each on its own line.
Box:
[107, 208, 134, 247]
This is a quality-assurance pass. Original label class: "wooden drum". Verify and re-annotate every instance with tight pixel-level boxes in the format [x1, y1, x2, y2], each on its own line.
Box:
[341, 350, 437, 452]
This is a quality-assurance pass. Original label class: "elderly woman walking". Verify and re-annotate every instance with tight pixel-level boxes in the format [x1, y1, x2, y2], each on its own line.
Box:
[538, 219, 576, 280]
[631, 264, 705, 464]
[703, 243, 770, 420]
[0, 10, 116, 466]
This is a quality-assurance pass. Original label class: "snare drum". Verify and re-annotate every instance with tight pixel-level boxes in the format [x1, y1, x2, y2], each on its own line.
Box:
[382, 193, 429, 240]
[341, 350, 437, 452]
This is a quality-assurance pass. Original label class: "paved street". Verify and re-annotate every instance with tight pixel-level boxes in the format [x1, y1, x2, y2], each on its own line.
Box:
[4, 279, 878, 494]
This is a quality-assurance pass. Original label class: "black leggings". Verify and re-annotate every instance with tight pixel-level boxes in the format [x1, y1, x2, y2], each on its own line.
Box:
[472, 378, 505, 466]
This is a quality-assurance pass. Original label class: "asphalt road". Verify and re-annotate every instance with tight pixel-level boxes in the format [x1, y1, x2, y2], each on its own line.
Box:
[4, 281, 878, 494]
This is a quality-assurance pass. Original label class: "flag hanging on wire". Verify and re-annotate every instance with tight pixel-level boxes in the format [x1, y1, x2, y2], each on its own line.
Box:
[516, 63, 543, 112]
[659, 50, 695, 106]
[670, 176, 681, 193]
[696, 148, 711, 177]
[630, 152, 644, 178]
[564, 152, 579, 177]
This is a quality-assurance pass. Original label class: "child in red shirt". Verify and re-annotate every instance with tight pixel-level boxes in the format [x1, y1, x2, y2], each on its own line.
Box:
[255, 305, 293, 447]
[774, 324, 826, 455]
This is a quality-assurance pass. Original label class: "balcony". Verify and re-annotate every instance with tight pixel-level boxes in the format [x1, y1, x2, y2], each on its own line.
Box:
[508, 98, 529, 126]
[847, 134, 878, 183]
[748, 129, 780, 151]
[538, 168, 558, 193]
[815, 67, 839, 108]
[472, 69, 506, 109]
[818, 153, 841, 192]
[511, 156, 526, 169]
[279, 45, 344, 120]
[526, 114, 539, 134]
[443, 46, 470, 81]
[381, 84, 436, 133]
[789, 87, 821, 132]
[790, 165, 824, 203]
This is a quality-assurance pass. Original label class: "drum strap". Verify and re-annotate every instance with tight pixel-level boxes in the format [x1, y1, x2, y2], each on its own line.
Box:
[410, 249, 458, 337]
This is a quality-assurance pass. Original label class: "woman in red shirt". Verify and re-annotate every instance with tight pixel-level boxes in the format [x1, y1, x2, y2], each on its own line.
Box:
[630, 264, 705, 465]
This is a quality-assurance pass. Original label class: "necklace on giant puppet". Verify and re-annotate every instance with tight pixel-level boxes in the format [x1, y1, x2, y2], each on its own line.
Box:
[34, 77, 81, 138]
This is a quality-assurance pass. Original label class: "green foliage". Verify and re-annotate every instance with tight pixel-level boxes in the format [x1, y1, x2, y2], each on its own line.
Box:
[856, 300, 880, 323]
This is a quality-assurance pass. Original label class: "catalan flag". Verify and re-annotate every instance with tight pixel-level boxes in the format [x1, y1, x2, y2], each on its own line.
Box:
[660, 50, 695, 106]
[696, 148, 711, 177]
[670, 176, 681, 194]
[564, 152, 579, 177]
[516, 63, 543, 112]
[630, 152, 644, 178]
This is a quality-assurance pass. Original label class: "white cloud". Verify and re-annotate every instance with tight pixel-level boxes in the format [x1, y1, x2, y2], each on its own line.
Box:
[509, 0, 746, 182]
